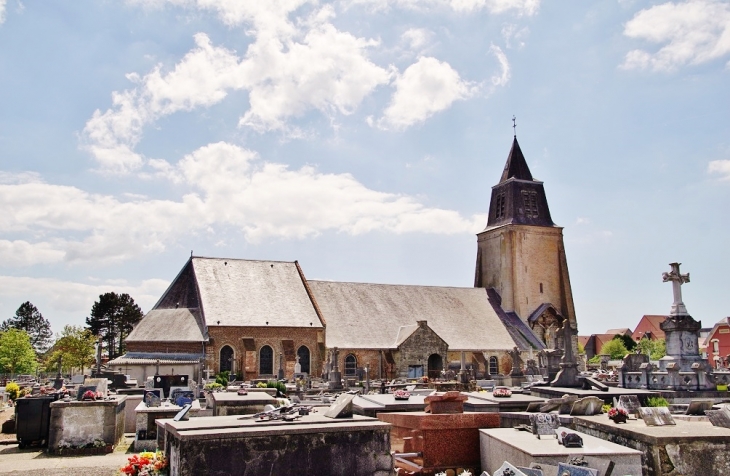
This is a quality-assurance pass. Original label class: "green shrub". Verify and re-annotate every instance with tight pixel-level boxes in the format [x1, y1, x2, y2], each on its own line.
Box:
[266, 380, 287, 395]
[5, 382, 19, 400]
[215, 370, 230, 388]
[256, 382, 267, 388]
[204, 382, 224, 392]
[646, 396, 669, 407]
[601, 404, 612, 414]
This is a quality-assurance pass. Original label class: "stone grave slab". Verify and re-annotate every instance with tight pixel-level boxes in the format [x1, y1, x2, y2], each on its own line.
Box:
[706, 404, 730, 428]
[555, 462, 598, 476]
[481, 428, 641, 476]
[569, 396, 603, 416]
[616, 395, 641, 418]
[210, 391, 276, 416]
[424, 391, 467, 414]
[685, 399, 714, 415]
[565, 456, 614, 476]
[352, 393, 428, 417]
[530, 463, 558, 476]
[324, 393, 355, 418]
[638, 407, 676, 426]
[530, 413, 560, 439]
[467, 391, 544, 412]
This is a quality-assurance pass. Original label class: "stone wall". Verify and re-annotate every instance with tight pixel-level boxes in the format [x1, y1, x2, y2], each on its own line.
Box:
[48, 397, 126, 453]
[394, 321, 447, 378]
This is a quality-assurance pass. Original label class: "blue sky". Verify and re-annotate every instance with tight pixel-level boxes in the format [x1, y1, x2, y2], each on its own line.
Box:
[0, 0, 728, 336]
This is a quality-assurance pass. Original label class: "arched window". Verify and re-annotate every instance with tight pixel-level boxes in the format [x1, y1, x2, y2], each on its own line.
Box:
[344, 354, 357, 376]
[489, 356, 498, 376]
[259, 345, 274, 375]
[297, 346, 310, 374]
[219, 345, 234, 373]
[427, 353, 443, 379]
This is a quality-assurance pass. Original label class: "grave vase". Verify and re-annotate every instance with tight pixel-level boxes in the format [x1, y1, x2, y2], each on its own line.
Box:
[609, 413, 627, 424]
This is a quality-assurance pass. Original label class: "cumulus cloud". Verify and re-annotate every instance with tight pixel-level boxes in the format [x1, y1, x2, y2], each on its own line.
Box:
[621, 0, 730, 71]
[401, 28, 432, 51]
[88, 3, 391, 173]
[0, 143, 483, 266]
[347, 0, 539, 15]
[377, 56, 479, 129]
[708, 160, 730, 180]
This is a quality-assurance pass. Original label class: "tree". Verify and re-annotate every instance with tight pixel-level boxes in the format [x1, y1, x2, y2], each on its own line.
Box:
[598, 338, 629, 360]
[0, 329, 37, 375]
[44, 326, 96, 375]
[1, 301, 53, 354]
[85, 292, 143, 360]
[636, 338, 666, 360]
[613, 334, 637, 352]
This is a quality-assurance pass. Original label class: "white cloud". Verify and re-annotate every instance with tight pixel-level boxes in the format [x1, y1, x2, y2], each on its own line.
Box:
[0, 275, 169, 316]
[501, 23, 529, 49]
[378, 56, 479, 129]
[347, 0, 539, 15]
[84, 5, 391, 172]
[621, 0, 730, 71]
[708, 159, 730, 180]
[490, 44, 511, 87]
[0, 143, 483, 265]
[402, 28, 432, 50]
[0, 0, 6, 24]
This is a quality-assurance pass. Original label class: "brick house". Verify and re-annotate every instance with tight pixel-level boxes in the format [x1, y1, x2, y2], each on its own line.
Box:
[704, 317, 730, 368]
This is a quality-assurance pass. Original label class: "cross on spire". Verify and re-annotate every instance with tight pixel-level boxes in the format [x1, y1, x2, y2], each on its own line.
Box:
[512, 115, 517, 137]
[662, 262, 690, 316]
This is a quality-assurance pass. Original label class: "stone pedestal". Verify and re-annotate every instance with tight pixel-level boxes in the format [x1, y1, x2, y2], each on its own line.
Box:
[328, 371, 342, 390]
[48, 396, 126, 454]
[135, 400, 201, 451]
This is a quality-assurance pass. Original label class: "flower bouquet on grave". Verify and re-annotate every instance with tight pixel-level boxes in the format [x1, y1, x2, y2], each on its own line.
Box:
[119, 450, 169, 476]
[492, 387, 512, 398]
[393, 389, 410, 400]
[607, 407, 628, 423]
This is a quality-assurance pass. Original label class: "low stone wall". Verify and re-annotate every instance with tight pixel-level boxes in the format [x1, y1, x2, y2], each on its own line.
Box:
[574, 414, 730, 476]
[48, 396, 126, 454]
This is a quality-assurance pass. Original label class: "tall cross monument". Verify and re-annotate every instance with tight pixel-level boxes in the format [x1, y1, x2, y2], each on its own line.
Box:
[662, 262, 690, 316]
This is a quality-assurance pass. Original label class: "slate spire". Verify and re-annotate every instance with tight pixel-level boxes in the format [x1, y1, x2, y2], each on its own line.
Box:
[499, 137, 533, 183]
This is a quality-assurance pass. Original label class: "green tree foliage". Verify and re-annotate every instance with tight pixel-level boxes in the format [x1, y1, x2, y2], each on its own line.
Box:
[0, 329, 37, 375]
[1, 301, 53, 354]
[636, 338, 666, 360]
[613, 334, 637, 352]
[598, 338, 629, 360]
[44, 326, 97, 374]
[85, 292, 143, 360]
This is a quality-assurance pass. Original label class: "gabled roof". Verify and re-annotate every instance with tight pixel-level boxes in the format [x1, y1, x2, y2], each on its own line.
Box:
[500, 137, 533, 183]
[190, 258, 323, 328]
[631, 315, 667, 341]
[394, 324, 418, 347]
[308, 281, 517, 351]
[127, 308, 206, 342]
[485, 288, 545, 351]
[606, 328, 632, 337]
[703, 317, 730, 347]
[107, 352, 203, 366]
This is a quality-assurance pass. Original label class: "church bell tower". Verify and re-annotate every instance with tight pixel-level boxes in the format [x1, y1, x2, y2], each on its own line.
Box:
[474, 134, 578, 344]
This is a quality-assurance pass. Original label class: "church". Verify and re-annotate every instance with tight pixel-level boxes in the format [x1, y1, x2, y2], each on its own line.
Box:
[108, 136, 579, 385]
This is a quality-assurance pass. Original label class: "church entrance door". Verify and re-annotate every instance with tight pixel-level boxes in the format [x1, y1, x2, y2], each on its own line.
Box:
[220, 345, 234, 373]
[297, 346, 310, 374]
[427, 353, 443, 379]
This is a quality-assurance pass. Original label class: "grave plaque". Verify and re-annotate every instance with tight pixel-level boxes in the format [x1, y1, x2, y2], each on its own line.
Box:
[617, 395, 641, 417]
[495, 461, 528, 476]
[530, 463, 558, 476]
[685, 399, 714, 415]
[323, 393, 355, 418]
[639, 406, 676, 426]
[144, 390, 162, 408]
[569, 396, 604, 416]
[76, 385, 97, 401]
[530, 413, 560, 439]
[706, 404, 730, 428]
[555, 463, 598, 476]
[565, 456, 614, 476]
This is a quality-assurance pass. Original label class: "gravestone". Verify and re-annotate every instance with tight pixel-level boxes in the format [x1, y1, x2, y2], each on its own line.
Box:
[621, 354, 649, 373]
[639, 406, 676, 426]
[144, 390, 162, 407]
[685, 399, 714, 415]
[323, 393, 355, 418]
[706, 404, 730, 428]
[529, 413, 560, 439]
[555, 463, 598, 476]
[508, 347, 525, 377]
[76, 385, 97, 401]
[495, 461, 528, 476]
[530, 463, 558, 476]
[550, 322, 581, 387]
[616, 395, 641, 417]
[565, 456, 614, 476]
[84, 377, 108, 395]
[569, 396, 603, 416]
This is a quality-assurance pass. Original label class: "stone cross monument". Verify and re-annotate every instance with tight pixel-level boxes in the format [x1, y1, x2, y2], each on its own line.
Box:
[550, 321, 581, 387]
[662, 262, 690, 316]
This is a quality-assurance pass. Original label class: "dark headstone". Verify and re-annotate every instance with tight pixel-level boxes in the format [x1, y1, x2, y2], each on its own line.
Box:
[530, 413, 560, 439]
[639, 406, 676, 426]
[76, 385, 97, 401]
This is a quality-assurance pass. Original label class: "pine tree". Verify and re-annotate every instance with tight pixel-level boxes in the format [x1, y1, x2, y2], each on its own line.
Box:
[85, 293, 143, 360]
[1, 302, 53, 355]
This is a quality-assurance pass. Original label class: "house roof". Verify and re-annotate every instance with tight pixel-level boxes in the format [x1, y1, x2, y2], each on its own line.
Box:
[308, 281, 517, 351]
[191, 258, 323, 328]
[703, 317, 730, 347]
[126, 308, 206, 342]
[486, 288, 546, 351]
[632, 315, 667, 341]
[107, 352, 203, 366]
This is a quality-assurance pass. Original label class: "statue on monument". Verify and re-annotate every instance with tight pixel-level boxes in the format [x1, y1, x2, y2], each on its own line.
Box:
[507, 347, 524, 377]
[662, 262, 690, 317]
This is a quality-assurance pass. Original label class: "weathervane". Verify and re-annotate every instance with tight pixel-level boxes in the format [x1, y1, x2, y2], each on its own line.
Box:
[512, 115, 517, 137]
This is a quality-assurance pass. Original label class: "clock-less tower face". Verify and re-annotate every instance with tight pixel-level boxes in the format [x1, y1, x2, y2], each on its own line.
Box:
[474, 137, 577, 338]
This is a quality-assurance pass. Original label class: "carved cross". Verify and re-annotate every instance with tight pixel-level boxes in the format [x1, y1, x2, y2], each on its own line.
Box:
[662, 262, 690, 316]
